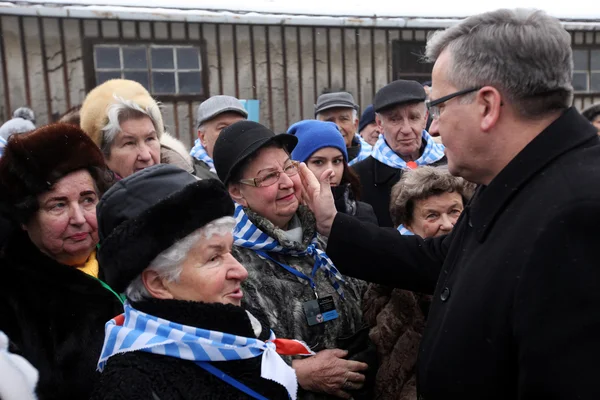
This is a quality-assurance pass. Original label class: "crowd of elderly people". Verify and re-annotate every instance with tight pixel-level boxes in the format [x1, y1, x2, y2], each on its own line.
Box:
[2, 7, 599, 400]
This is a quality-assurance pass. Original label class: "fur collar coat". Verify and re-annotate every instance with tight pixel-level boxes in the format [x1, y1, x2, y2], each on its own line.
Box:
[232, 205, 367, 354]
[0, 231, 123, 400]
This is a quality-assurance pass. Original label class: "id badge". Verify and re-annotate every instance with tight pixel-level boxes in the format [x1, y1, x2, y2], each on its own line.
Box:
[303, 295, 339, 326]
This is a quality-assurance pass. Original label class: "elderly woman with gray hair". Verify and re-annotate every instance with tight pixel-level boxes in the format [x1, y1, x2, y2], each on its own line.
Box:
[79, 79, 194, 179]
[213, 121, 374, 400]
[92, 164, 312, 400]
[363, 166, 474, 400]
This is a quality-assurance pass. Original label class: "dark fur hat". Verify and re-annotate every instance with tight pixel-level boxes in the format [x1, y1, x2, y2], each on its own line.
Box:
[0, 123, 106, 205]
[98, 174, 234, 293]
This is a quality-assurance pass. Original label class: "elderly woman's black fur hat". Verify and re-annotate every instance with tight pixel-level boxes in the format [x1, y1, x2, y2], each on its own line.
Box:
[0, 123, 106, 209]
[96, 164, 234, 293]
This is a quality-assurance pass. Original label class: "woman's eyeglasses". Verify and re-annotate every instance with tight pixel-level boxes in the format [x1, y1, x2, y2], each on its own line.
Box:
[239, 160, 299, 187]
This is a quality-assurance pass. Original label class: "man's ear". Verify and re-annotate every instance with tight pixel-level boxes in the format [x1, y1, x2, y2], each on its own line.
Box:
[353, 116, 359, 133]
[375, 113, 384, 132]
[142, 270, 174, 300]
[477, 86, 502, 132]
[198, 128, 206, 147]
[228, 183, 248, 207]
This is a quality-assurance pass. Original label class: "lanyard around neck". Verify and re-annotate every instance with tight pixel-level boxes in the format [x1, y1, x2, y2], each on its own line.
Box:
[196, 361, 272, 400]
[256, 250, 321, 298]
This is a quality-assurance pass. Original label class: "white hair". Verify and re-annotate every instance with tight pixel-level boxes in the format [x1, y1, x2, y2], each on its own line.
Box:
[125, 216, 236, 302]
[100, 95, 163, 156]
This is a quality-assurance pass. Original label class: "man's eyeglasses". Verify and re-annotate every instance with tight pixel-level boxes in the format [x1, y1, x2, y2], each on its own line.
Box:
[426, 87, 481, 120]
[239, 160, 299, 187]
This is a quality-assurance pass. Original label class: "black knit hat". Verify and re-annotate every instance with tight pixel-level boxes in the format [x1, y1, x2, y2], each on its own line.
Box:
[358, 104, 376, 133]
[213, 120, 297, 185]
[373, 79, 426, 113]
[96, 164, 234, 293]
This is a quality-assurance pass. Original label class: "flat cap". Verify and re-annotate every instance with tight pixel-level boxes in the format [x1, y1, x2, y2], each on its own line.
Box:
[196, 95, 248, 128]
[315, 92, 358, 116]
[373, 80, 426, 113]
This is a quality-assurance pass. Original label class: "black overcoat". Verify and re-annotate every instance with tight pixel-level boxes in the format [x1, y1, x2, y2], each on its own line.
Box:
[0, 231, 123, 400]
[352, 154, 447, 227]
[326, 108, 600, 399]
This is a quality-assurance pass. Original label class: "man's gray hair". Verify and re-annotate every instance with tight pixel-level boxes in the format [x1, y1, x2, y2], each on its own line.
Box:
[389, 166, 476, 228]
[100, 95, 163, 157]
[425, 8, 573, 118]
[125, 216, 236, 302]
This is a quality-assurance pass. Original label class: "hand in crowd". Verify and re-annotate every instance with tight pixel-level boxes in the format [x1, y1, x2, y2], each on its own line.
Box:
[292, 348, 368, 399]
[299, 162, 338, 237]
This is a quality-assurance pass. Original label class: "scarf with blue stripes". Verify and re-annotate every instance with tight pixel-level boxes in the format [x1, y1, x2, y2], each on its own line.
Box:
[371, 130, 444, 169]
[98, 303, 312, 400]
[397, 225, 414, 235]
[233, 204, 346, 299]
[190, 139, 216, 172]
[348, 135, 372, 166]
[0, 136, 6, 158]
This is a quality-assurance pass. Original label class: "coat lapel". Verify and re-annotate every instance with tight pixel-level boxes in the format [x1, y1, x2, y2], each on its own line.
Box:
[470, 107, 599, 242]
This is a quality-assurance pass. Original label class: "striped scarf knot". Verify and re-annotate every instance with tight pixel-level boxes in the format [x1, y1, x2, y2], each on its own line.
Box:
[233, 204, 346, 299]
[190, 139, 216, 172]
[371, 130, 445, 169]
[98, 303, 313, 400]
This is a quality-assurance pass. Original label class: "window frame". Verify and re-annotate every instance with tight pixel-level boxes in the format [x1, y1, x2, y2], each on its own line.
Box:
[83, 38, 209, 102]
[392, 39, 432, 83]
[572, 46, 600, 94]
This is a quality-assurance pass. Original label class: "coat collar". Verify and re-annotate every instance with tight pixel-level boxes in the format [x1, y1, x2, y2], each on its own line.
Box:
[470, 107, 598, 242]
[131, 298, 271, 341]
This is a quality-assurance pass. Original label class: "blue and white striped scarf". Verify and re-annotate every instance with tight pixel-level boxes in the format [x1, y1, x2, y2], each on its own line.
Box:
[371, 130, 445, 169]
[349, 135, 372, 166]
[0, 136, 6, 158]
[397, 225, 414, 236]
[233, 204, 346, 299]
[98, 302, 304, 399]
[190, 139, 216, 172]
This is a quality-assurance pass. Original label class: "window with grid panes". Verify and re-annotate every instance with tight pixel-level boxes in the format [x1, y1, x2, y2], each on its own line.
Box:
[93, 44, 204, 96]
[572, 48, 600, 92]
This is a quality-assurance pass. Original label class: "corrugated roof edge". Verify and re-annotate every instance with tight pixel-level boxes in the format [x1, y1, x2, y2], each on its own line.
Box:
[0, 2, 599, 30]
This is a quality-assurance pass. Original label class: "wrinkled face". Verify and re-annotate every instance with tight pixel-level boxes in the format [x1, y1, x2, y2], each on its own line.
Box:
[377, 103, 427, 160]
[199, 112, 246, 158]
[429, 50, 482, 179]
[359, 122, 381, 146]
[306, 147, 344, 187]
[231, 147, 302, 229]
[592, 116, 600, 134]
[406, 191, 464, 238]
[106, 116, 160, 178]
[163, 232, 248, 306]
[24, 170, 99, 266]
[317, 108, 358, 148]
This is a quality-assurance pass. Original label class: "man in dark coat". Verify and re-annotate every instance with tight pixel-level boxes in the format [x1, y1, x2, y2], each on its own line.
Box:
[299, 8, 600, 400]
[352, 80, 446, 227]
